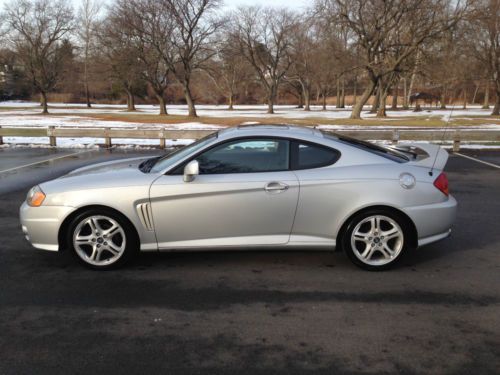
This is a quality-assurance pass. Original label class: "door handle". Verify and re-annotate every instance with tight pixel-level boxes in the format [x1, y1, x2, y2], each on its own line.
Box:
[264, 182, 289, 193]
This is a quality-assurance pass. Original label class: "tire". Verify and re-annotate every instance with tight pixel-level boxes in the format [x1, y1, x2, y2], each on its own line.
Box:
[341, 209, 413, 271]
[66, 208, 138, 270]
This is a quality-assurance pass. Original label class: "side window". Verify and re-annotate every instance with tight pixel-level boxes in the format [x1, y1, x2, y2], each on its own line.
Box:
[197, 139, 290, 174]
[292, 142, 340, 170]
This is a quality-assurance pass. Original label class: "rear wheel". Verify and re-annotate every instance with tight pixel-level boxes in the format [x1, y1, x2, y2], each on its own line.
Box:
[342, 210, 412, 271]
[67, 209, 138, 269]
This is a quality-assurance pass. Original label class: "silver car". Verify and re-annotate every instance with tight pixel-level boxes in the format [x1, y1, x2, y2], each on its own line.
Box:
[20, 125, 457, 270]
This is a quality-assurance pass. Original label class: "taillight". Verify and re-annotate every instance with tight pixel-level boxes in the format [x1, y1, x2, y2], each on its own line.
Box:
[433, 172, 449, 196]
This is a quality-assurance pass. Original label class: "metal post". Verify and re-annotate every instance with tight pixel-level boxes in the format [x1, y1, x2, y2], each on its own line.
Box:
[159, 130, 165, 149]
[48, 126, 56, 147]
[104, 128, 112, 148]
[392, 130, 400, 145]
[0, 126, 3, 145]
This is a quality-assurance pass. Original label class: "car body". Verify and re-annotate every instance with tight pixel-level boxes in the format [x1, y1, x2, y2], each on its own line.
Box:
[20, 125, 457, 270]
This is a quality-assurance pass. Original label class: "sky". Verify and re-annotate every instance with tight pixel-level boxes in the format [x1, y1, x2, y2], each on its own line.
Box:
[0, 0, 310, 10]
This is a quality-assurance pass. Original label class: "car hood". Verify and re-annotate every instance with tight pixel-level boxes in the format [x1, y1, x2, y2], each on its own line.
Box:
[66, 157, 148, 176]
[40, 157, 160, 195]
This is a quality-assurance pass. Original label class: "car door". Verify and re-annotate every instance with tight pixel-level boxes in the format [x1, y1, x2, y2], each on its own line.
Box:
[289, 141, 342, 243]
[150, 138, 299, 249]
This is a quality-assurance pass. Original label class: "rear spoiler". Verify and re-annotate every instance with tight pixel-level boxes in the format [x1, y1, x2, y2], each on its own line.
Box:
[389, 143, 449, 171]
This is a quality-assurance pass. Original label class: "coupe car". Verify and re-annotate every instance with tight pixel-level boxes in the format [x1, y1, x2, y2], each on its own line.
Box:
[20, 125, 457, 270]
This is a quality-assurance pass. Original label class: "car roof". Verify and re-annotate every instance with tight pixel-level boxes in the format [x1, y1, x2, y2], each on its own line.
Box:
[217, 124, 324, 140]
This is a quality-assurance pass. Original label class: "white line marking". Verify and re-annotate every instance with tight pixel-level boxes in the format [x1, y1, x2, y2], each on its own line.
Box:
[0, 150, 96, 174]
[454, 152, 500, 169]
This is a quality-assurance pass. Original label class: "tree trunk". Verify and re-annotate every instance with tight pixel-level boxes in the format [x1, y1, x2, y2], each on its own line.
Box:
[376, 89, 388, 117]
[352, 79, 357, 106]
[472, 83, 479, 104]
[85, 85, 91, 108]
[228, 94, 234, 110]
[40, 91, 49, 114]
[339, 78, 345, 108]
[303, 86, 311, 111]
[183, 82, 197, 117]
[297, 91, 304, 109]
[370, 85, 381, 113]
[391, 83, 398, 110]
[402, 77, 409, 109]
[483, 81, 490, 109]
[350, 81, 376, 119]
[492, 84, 500, 115]
[440, 85, 447, 109]
[462, 88, 467, 109]
[322, 91, 327, 110]
[267, 85, 277, 114]
[267, 96, 275, 114]
[84, 62, 91, 108]
[126, 90, 136, 111]
[156, 94, 168, 115]
[407, 50, 421, 108]
[336, 78, 341, 108]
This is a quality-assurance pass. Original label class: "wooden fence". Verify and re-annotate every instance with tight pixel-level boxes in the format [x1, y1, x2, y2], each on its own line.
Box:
[0, 125, 499, 152]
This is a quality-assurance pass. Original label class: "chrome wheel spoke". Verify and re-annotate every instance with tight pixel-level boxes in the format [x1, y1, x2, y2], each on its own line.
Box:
[105, 224, 120, 237]
[89, 245, 99, 261]
[382, 227, 400, 240]
[107, 242, 122, 254]
[378, 244, 392, 259]
[353, 231, 369, 243]
[360, 244, 375, 260]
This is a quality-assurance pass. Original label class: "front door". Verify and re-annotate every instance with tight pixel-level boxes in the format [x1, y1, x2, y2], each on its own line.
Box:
[150, 138, 299, 249]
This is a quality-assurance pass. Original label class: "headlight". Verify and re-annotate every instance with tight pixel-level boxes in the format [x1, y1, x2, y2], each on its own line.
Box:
[27, 185, 46, 207]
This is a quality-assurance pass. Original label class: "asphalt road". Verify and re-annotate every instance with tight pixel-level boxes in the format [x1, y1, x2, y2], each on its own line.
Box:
[0, 148, 499, 374]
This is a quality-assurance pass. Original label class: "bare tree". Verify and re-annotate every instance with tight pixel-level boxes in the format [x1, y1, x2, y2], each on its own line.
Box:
[5, 0, 74, 114]
[164, 0, 223, 117]
[324, 0, 470, 119]
[205, 33, 251, 110]
[109, 0, 173, 115]
[98, 13, 144, 111]
[470, 0, 500, 115]
[288, 18, 316, 111]
[78, 0, 101, 108]
[232, 6, 297, 114]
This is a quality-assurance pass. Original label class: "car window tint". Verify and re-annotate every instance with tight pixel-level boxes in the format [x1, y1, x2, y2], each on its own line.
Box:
[321, 131, 409, 163]
[294, 142, 340, 169]
[197, 139, 290, 174]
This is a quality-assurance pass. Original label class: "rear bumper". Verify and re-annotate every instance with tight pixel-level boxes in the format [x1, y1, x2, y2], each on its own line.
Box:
[403, 195, 457, 247]
[19, 202, 74, 251]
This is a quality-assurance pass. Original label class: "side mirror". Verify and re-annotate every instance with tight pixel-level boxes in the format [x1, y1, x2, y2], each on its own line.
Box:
[183, 160, 199, 182]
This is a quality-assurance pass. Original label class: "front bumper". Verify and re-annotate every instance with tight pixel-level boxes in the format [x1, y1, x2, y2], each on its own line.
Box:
[403, 195, 458, 247]
[19, 202, 74, 251]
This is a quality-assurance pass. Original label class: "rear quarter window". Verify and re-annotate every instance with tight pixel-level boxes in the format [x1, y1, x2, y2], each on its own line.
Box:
[322, 132, 409, 163]
[291, 141, 340, 170]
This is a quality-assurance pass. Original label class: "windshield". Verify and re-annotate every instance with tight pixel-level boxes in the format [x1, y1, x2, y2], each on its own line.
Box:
[322, 131, 409, 163]
[149, 132, 218, 173]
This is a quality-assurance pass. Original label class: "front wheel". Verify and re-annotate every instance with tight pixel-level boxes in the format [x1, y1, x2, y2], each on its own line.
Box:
[67, 209, 138, 269]
[342, 210, 412, 271]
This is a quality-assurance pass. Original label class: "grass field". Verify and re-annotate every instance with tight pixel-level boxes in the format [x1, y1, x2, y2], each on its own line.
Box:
[2, 103, 500, 128]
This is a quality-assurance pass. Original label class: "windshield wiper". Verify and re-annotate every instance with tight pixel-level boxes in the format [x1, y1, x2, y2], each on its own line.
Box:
[138, 156, 161, 173]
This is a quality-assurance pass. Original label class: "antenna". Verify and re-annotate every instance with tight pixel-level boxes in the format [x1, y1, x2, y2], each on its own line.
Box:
[429, 102, 455, 176]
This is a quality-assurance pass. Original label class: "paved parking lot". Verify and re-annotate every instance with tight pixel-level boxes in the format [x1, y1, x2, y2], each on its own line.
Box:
[0, 148, 499, 374]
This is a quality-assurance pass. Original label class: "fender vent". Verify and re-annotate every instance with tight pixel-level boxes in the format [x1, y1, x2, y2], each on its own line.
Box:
[137, 203, 154, 231]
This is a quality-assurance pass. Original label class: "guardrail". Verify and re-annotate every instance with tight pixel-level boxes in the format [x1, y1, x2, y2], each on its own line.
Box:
[0, 125, 499, 151]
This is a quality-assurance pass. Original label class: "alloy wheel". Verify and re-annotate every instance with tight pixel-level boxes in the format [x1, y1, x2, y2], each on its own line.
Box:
[350, 215, 404, 266]
[73, 215, 126, 267]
